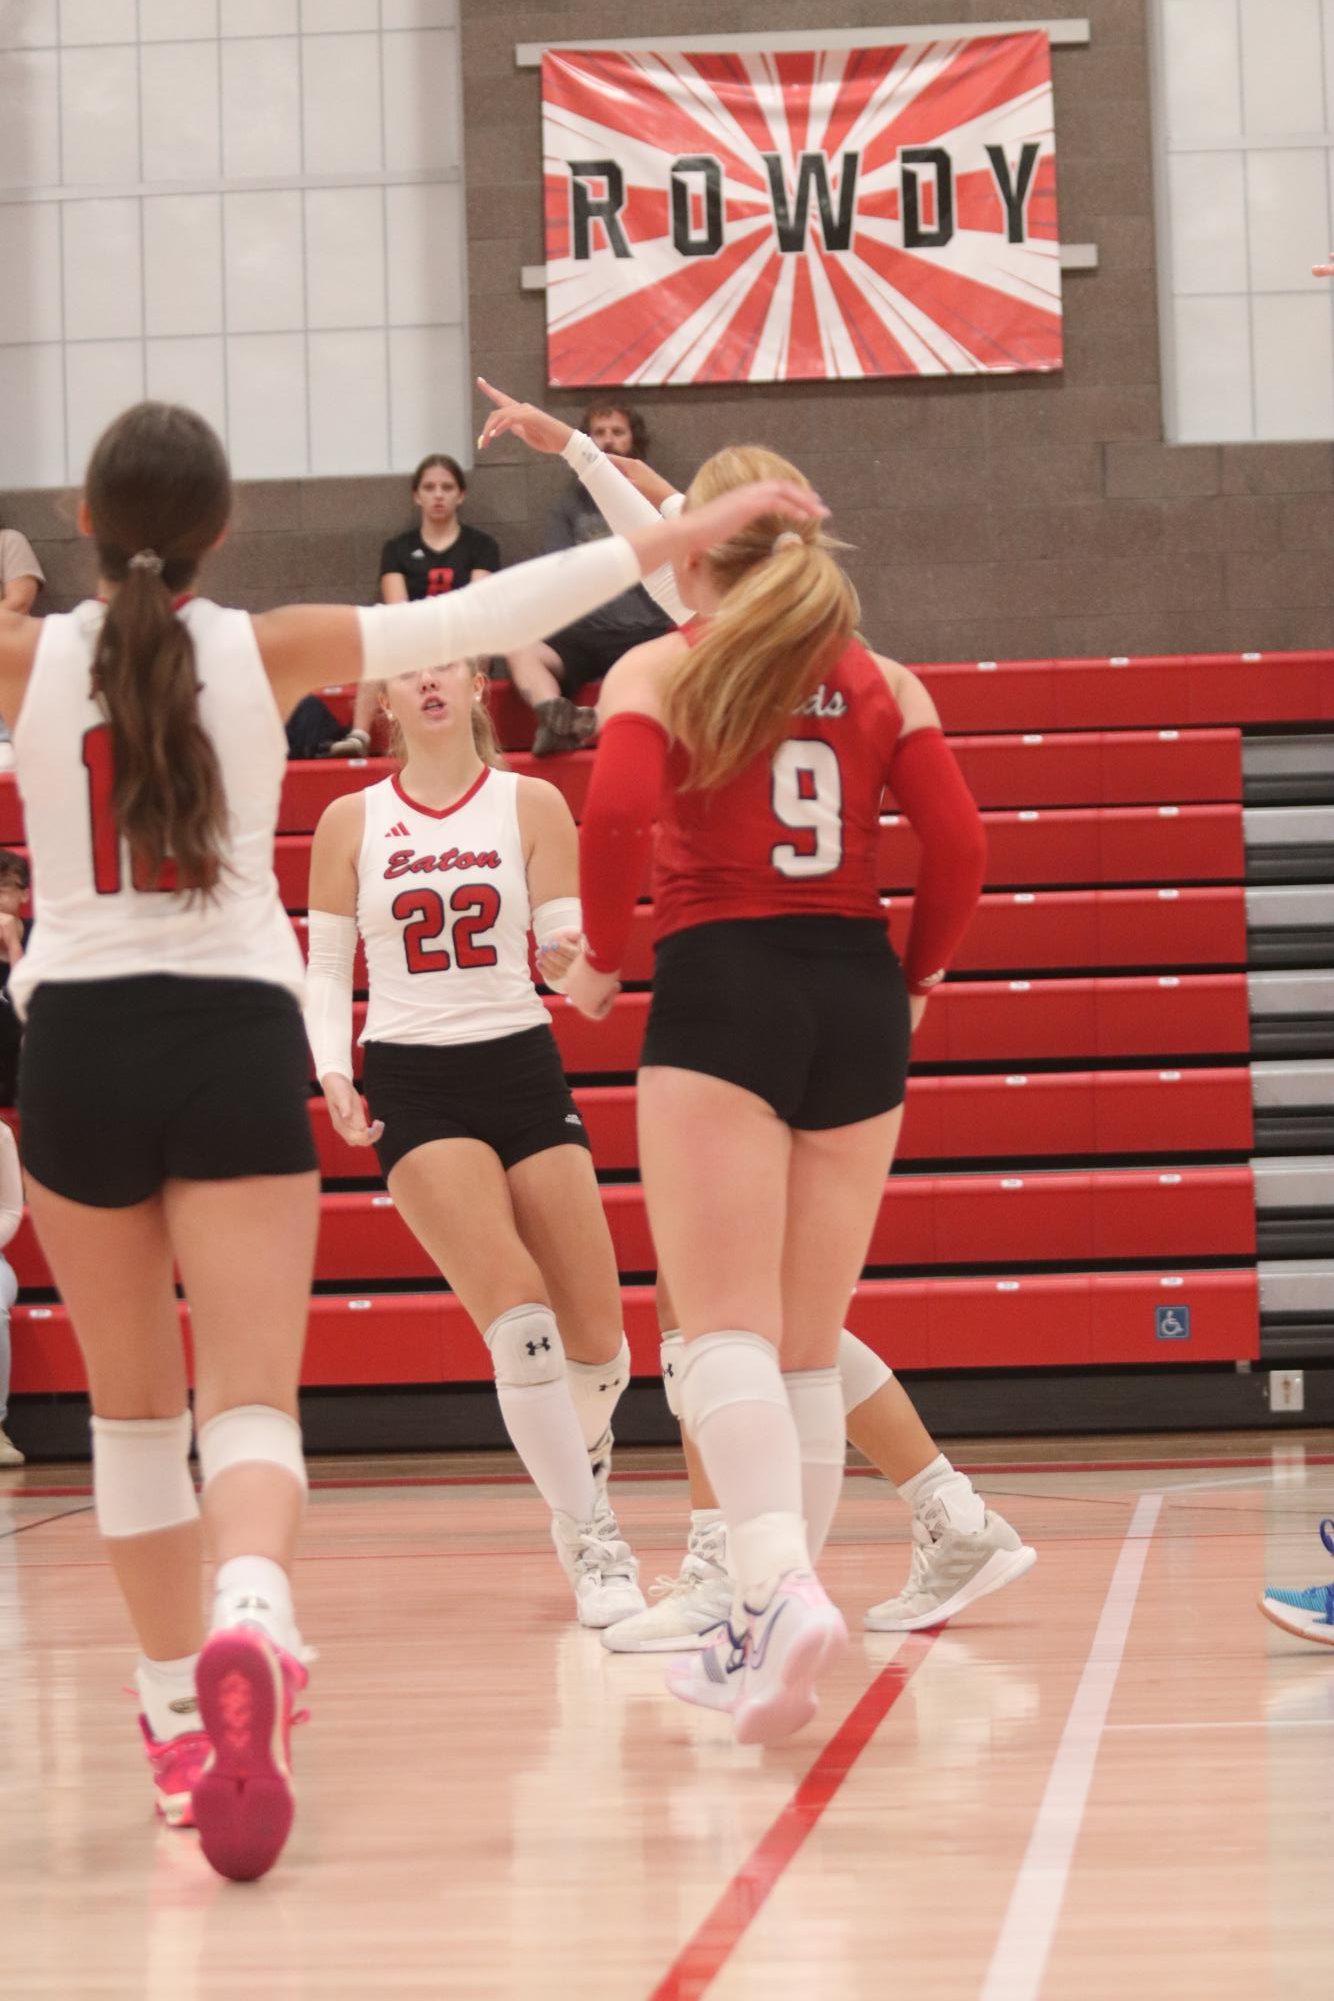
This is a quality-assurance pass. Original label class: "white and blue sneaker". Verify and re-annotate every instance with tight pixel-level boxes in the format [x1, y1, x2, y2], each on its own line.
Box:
[1259, 1519, 1334, 1647]
[665, 1571, 847, 1745]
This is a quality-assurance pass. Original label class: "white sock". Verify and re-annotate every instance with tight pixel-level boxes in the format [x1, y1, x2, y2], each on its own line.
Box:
[687, 1507, 727, 1568]
[135, 1652, 200, 1742]
[897, 1453, 986, 1534]
[496, 1380, 598, 1524]
[785, 1367, 846, 1563]
[211, 1554, 301, 1656]
[679, 1331, 810, 1602]
[565, 1337, 631, 1453]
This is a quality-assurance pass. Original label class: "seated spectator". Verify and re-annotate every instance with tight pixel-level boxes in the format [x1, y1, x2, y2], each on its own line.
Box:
[0, 1117, 22, 1465]
[505, 399, 675, 755]
[330, 455, 500, 757]
[0, 521, 43, 775]
[0, 520, 42, 616]
[0, 850, 29, 1108]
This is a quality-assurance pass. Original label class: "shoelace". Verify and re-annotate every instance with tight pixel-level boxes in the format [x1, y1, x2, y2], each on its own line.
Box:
[1321, 1518, 1334, 1560]
[577, 1530, 636, 1582]
[648, 1557, 712, 1601]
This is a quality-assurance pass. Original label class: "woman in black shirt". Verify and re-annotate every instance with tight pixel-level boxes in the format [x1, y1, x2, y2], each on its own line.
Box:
[330, 455, 501, 754]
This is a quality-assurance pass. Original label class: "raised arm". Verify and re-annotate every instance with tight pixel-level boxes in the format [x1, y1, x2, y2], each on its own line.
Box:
[477, 379, 688, 623]
[254, 478, 824, 717]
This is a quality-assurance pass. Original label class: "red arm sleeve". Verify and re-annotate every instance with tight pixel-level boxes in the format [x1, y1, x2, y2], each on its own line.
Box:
[579, 711, 670, 973]
[886, 727, 988, 995]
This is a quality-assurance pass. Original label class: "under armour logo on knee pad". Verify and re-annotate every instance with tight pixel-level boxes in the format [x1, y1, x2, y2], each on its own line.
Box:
[526, 1336, 552, 1358]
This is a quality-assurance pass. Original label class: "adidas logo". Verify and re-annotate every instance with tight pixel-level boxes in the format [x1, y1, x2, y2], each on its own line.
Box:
[565, 1112, 582, 1125]
[385, 821, 411, 838]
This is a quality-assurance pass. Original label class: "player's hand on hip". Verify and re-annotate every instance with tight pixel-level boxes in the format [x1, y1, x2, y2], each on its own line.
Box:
[476, 379, 573, 456]
[564, 953, 620, 1022]
[323, 1072, 384, 1148]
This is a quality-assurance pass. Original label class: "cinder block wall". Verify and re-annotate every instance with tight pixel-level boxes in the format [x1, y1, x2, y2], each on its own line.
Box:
[7, 0, 1332, 659]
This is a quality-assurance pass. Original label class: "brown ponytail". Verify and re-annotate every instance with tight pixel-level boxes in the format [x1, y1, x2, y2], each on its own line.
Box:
[85, 403, 232, 894]
[662, 445, 858, 791]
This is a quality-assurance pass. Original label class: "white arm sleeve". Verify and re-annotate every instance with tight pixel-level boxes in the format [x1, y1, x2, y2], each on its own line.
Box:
[561, 433, 688, 627]
[0, 1123, 21, 1250]
[357, 536, 642, 682]
[304, 911, 358, 1084]
[531, 896, 582, 995]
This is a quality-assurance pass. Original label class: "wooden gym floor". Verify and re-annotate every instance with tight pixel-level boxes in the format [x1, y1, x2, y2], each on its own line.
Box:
[2, 1431, 1331, 2000]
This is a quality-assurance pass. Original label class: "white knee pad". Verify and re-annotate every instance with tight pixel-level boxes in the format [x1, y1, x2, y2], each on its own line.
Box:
[195, 1405, 307, 1496]
[565, 1333, 631, 1449]
[838, 1329, 893, 1415]
[485, 1303, 566, 1389]
[91, 1411, 198, 1540]
[785, 1368, 847, 1466]
[678, 1329, 787, 1440]
[659, 1330, 684, 1420]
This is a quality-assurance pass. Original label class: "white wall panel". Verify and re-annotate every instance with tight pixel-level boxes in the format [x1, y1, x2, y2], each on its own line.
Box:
[143, 194, 224, 338]
[0, 201, 62, 343]
[62, 198, 142, 342]
[0, 8, 468, 482]
[0, 345, 65, 486]
[1172, 296, 1254, 443]
[1253, 292, 1334, 436]
[1155, 0, 1334, 442]
[65, 339, 145, 475]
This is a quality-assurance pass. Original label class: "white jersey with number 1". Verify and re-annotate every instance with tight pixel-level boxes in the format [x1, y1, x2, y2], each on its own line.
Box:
[10, 597, 304, 1016]
[356, 767, 546, 1049]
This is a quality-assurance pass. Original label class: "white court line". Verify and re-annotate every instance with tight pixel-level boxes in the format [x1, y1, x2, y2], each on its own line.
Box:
[1105, 1718, 1334, 1732]
[978, 1492, 1162, 2001]
[1159, 1470, 1280, 1496]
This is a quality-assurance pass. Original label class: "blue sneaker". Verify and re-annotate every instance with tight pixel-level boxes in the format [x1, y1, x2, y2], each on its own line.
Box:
[1259, 1519, 1334, 1647]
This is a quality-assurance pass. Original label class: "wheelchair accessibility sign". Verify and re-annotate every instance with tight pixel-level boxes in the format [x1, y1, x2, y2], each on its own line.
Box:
[1155, 1306, 1192, 1342]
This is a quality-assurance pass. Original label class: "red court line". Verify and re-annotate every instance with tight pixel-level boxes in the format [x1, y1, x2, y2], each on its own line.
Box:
[11, 1451, 1333, 1505]
[647, 1631, 939, 2001]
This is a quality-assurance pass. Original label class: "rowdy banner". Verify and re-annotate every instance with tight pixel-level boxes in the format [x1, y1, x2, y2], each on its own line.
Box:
[541, 33, 1062, 386]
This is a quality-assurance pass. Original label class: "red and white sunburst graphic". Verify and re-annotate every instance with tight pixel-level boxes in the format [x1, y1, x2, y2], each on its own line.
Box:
[541, 34, 1062, 386]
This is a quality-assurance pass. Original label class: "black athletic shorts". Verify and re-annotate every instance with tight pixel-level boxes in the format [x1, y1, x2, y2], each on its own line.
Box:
[363, 1023, 591, 1180]
[544, 612, 673, 694]
[641, 917, 911, 1130]
[19, 974, 317, 1209]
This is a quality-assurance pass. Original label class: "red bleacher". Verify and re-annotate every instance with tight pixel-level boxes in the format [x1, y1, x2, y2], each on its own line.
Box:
[9, 645, 1333, 1413]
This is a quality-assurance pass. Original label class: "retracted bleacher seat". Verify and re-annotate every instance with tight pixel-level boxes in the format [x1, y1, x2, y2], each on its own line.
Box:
[6, 648, 1333, 1444]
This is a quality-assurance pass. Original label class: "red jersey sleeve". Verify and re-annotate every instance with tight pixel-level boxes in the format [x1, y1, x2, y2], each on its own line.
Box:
[886, 728, 987, 993]
[579, 712, 670, 973]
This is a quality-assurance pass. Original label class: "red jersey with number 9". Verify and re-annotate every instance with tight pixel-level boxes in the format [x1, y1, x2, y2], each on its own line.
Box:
[651, 635, 905, 945]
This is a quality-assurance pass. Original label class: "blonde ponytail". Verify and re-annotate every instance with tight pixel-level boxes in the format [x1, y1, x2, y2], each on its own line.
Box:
[662, 445, 858, 791]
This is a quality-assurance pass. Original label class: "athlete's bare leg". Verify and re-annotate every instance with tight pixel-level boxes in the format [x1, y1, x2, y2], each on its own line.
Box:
[24, 1179, 203, 1662]
[388, 1136, 551, 1331]
[166, 1172, 319, 1573]
[507, 1143, 623, 1366]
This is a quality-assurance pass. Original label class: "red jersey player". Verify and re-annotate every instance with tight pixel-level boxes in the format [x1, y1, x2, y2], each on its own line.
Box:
[562, 444, 995, 1743]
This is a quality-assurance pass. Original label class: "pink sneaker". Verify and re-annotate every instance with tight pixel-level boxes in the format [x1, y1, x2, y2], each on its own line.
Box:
[732, 1572, 847, 1748]
[664, 1620, 746, 1714]
[192, 1629, 308, 1882]
[139, 1716, 211, 1828]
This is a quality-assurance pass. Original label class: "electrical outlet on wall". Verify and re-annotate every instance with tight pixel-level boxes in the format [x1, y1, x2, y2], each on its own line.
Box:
[1268, 1370, 1305, 1414]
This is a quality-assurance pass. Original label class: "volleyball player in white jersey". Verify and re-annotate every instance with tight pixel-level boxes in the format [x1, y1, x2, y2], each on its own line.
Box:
[0, 399, 816, 1882]
[305, 663, 646, 1626]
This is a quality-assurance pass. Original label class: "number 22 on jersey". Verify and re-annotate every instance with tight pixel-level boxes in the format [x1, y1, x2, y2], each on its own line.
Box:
[392, 885, 501, 974]
[770, 740, 843, 879]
